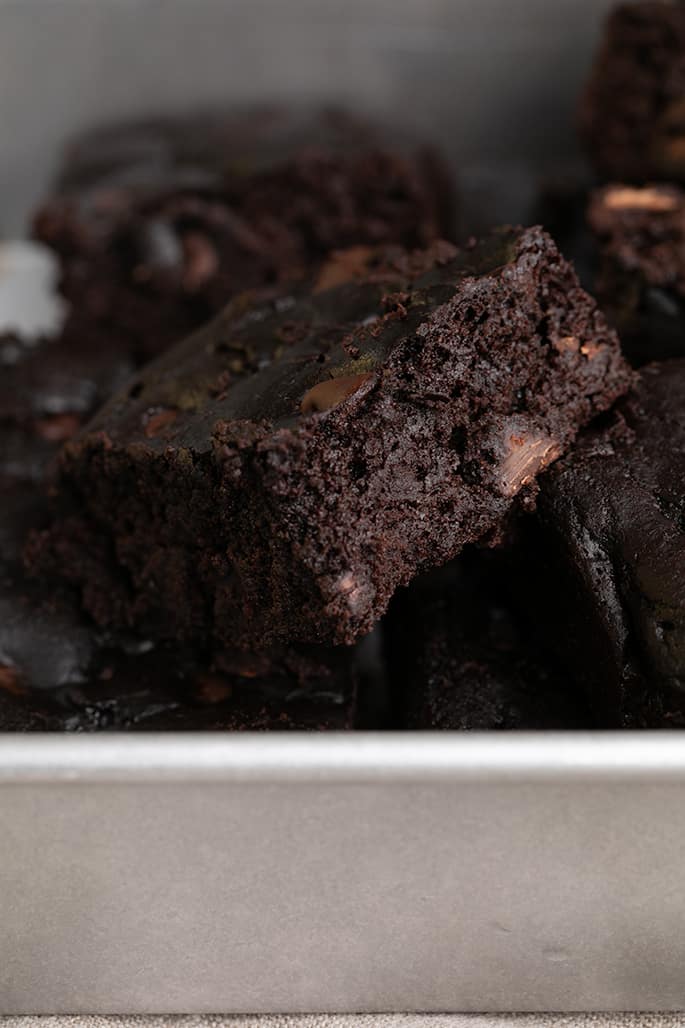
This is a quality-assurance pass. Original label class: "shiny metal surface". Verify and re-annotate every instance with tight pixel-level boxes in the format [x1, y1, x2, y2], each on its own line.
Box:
[3, 734, 685, 1013]
[0, 0, 677, 1015]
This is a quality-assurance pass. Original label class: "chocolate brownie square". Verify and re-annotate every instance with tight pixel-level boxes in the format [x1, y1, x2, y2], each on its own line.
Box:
[35, 227, 631, 649]
[386, 554, 590, 730]
[587, 183, 685, 363]
[579, 2, 685, 183]
[0, 480, 357, 732]
[520, 360, 685, 728]
[34, 109, 453, 363]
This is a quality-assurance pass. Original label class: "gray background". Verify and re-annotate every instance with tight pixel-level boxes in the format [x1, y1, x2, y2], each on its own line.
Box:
[0, 0, 616, 235]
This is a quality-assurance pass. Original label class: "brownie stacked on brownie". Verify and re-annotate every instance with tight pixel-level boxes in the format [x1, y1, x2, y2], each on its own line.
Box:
[34, 110, 452, 364]
[33, 227, 630, 653]
[525, 22, 685, 722]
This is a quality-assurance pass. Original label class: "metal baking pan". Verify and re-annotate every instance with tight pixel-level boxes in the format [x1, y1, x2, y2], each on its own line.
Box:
[2, 0, 681, 1015]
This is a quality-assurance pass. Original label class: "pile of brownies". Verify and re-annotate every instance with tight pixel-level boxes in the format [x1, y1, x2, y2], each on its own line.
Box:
[1, 0, 684, 732]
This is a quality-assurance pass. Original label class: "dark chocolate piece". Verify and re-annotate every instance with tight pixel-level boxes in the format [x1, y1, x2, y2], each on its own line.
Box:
[523, 360, 685, 728]
[387, 554, 591, 730]
[579, 2, 685, 183]
[587, 183, 685, 364]
[36, 227, 631, 649]
[34, 109, 453, 363]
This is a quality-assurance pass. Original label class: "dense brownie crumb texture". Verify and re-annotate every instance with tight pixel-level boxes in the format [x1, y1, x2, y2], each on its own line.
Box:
[34, 226, 630, 653]
[4, 106, 456, 731]
[5, 27, 685, 735]
[1, 455, 358, 732]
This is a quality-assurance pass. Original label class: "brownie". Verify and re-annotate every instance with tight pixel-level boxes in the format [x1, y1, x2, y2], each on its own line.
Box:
[34, 227, 632, 650]
[520, 360, 685, 728]
[0, 565, 358, 733]
[0, 636, 358, 733]
[386, 554, 591, 730]
[0, 474, 357, 731]
[34, 109, 453, 363]
[579, 2, 685, 183]
[587, 183, 685, 363]
[0, 323, 133, 459]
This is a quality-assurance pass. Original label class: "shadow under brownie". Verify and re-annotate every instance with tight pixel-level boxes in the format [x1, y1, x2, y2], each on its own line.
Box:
[386, 551, 591, 731]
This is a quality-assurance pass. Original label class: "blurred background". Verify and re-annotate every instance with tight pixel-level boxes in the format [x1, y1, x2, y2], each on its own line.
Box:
[0, 0, 616, 235]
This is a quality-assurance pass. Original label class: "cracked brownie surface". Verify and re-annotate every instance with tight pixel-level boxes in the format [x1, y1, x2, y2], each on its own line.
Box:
[34, 227, 631, 649]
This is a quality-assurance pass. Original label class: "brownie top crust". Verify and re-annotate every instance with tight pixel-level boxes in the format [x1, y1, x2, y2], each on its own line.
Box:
[40, 226, 631, 648]
[84, 230, 627, 454]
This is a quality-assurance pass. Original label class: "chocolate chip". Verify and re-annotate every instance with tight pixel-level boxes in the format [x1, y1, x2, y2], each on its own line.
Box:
[313, 245, 377, 294]
[143, 407, 179, 438]
[301, 372, 373, 414]
[0, 665, 25, 696]
[196, 674, 233, 705]
[34, 413, 82, 442]
[182, 232, 218, 290]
